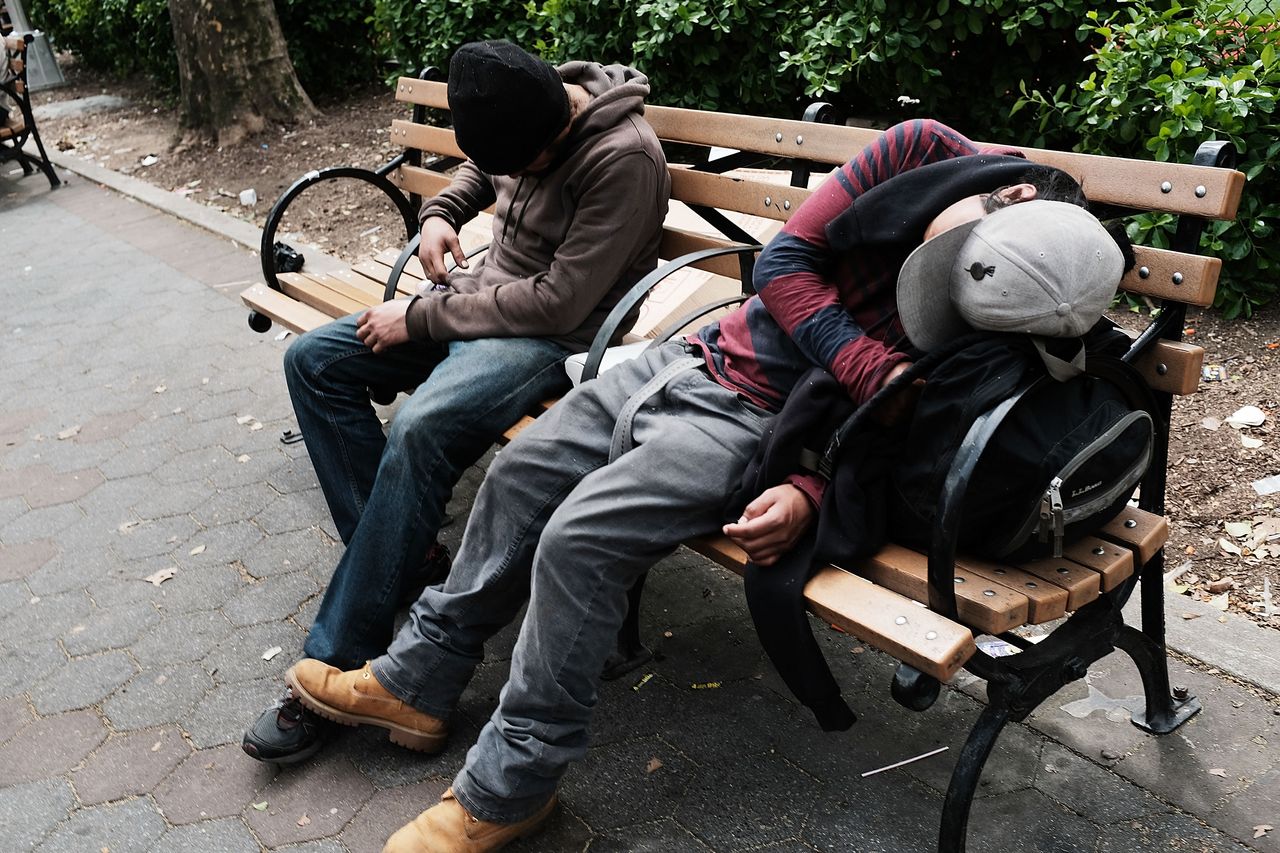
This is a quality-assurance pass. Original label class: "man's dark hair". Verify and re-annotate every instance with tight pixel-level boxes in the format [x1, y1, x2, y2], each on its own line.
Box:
[984, 165, 1135, 275]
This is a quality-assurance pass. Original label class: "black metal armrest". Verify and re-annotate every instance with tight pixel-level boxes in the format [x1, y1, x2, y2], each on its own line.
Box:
[580, 244, 761, 382]
[259, 162, 419, 291]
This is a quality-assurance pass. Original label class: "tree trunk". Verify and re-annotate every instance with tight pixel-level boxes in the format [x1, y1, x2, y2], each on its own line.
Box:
[168, 0, 317, 147]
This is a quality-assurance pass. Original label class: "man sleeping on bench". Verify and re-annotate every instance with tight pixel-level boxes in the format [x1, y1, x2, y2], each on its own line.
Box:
[276, 119, 1133, 853]
[241, 39, 671, 766]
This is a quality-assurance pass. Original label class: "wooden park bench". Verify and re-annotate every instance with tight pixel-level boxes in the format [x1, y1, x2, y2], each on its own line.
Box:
[241, 73, 1245, 853]
[1, 32, 59, 189]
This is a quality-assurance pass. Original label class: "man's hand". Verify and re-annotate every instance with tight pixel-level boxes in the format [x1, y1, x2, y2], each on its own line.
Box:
[723, 484, 816, 567]
[356, 299, 413, 353]
[873, 360, 923, 427]
[418, 217, 468, 285]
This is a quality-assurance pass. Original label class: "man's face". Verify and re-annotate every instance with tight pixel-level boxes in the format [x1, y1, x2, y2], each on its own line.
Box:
[507, 122, 573, 177]
[922, 182, 1039, 242]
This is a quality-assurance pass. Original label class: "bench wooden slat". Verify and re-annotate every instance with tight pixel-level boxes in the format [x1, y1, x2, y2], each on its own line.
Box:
[855, 544, 1029, 635]
[659, 228, 756, 278]
[954, 557, 1070, 623]
[241, 283, 331, 335]
[391, 77, 1243, 220]
[372, 247, 428, 281]
[393, 165, 456, 200]
[279, 274, 367, 318]
[1135, 340, 1203, 397]
[1097, 508, 1169, 566]
[1008, 556, 1105, 611]
[1062, 536, 1136, 592]
[300, 271, 383, 307]
[669, 168, 807, 224]
[391, 120, 466, 160]
[1121, 247, 1218, 307]
[688, 535, 976, 682]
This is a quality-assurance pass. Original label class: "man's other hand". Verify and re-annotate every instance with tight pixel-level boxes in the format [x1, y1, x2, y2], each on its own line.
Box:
[873, 361, 923, 427]
[418, 217, 468, 285]
[356, 299, 412, 353]
[723, 484, 816, 567]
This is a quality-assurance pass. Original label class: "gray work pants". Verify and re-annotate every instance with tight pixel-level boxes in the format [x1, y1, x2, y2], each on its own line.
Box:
[371, 340, 769, 823]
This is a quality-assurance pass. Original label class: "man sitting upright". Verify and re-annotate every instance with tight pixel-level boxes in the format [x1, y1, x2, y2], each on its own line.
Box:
[242, 39, 670, 765]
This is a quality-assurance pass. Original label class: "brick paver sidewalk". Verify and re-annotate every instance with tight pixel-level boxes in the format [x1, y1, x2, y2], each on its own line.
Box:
[1, 172, 1276, 852]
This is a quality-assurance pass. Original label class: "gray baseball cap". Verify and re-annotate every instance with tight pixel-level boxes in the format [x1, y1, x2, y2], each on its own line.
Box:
[897, 199, 1125, 351]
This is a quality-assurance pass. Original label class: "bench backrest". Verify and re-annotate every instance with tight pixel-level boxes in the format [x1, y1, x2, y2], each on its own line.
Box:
[390, 76, 1245, 403]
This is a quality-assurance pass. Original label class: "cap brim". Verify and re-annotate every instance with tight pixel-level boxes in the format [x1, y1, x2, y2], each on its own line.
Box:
[896, 218, 981, 352]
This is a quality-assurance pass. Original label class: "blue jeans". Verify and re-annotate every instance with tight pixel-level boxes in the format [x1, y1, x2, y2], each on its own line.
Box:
[284, 314, 571, 669]
[371, 342, 770, 823]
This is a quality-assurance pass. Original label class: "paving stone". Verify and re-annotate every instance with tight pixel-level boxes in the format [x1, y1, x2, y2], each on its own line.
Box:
[1034, 742, 1165, 824]
[222, 570, 319, 627]
[146, 817, 261, 853]
[31, 650, 137, 714]
[25, 467, 104, 508]
[33, 796, 167, 853]
[0, 462, 53, 499]
[73, 726, 190, 805]
[804, 776, 941, 853]
[255, 489, 331, 536]
[241, 527, 341, 580]
[506, 806, 594, 852]
[0, 638, 66, 699]
[0, 778, 75, 853]
[62, 600, 161, 656]
[657, 681, 799, 767]
[0, 408, 47, 438]
[209, 445, 296, 490]
[1207, 766, 1280, 851]
[154, 743, 278, 824]
[98, 443, 167, 479]
[0, 694, 33, 744]
[151, 445, 238, 485]
[151, 562, 244, 616]
[341, 778, 450, 853]
[175, 519, 264, 569]
[0, 578, 25, 620]
[82, 553, 176, 611]
[675, 749, 820, 849]
[966, 787, 1101, 853]
[103, 663, 213, 730]
[1, 502, 84, 544]
[586, 819, 712, 852]
[0, 539, 58, 582]
[562, 736, 692, 830]
[184, 675, 289, 749]
[0, 591, 93, 644]
[132, 479, 218, 520]
[74, 410, 143, 444]
[202, 620, 307, 684]
[266, 456, 321, 495]
[273, 840, 348, 853]
[1096, 810, 1254, 852]
[243, 753, 375, 847]
[0, 495, 26, 527]
[25, 546, 116, 596]
[342, 714, 477, 789]
[0, 709, 106, 785]
[110, 514, 199, 560]
[131, 611, 234, 667]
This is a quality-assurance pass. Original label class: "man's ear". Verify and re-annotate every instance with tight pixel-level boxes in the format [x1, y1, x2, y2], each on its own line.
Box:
[998, 182, 1039, 203]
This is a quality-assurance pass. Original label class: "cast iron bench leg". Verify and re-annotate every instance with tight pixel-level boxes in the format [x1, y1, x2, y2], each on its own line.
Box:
[938, 702, 1012, 853]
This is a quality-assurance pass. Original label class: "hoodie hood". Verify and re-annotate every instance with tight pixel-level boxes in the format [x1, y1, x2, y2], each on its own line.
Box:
[557, 61, 650, 144]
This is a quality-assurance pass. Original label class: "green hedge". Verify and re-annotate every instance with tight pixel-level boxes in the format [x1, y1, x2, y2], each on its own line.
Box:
[1016, 1, 1279, 318]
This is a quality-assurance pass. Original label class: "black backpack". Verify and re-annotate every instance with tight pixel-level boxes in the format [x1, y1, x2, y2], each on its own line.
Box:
[826, 330, 1160, 562]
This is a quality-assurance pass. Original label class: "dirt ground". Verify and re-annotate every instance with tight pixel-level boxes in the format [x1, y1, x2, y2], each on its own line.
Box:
[27, 58, 1280, 632]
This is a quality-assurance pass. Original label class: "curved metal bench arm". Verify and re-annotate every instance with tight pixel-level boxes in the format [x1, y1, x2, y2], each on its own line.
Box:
[581, 244, 761, 382]
[258, 163, 419, 292]
[384, 234, 491, 302]
[646, 295, 751, 347]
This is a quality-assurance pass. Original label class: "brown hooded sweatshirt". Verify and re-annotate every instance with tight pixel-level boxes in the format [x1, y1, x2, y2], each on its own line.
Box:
[405, 61, 670, 352]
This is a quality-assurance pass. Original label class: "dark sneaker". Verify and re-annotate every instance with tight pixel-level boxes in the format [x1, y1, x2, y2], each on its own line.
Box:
[241, 686, 329, 764]
[399, 541, 452, 605]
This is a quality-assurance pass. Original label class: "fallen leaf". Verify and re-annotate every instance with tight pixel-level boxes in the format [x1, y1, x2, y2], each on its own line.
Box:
[235, 415, 256, 425]
[296, 814, 311, 827]
[646, 757, 663, 774]
[189, 544, 206, 556]
[237, 454, 251, 463]
[262, 646, 283, 661]
[57, 425, 81, 440]
[1218, 538, 1243, 557]
[1208, 768, 1229, 778]
[144, 568, 177, 586]
[153, 385, 166, 394]
[1255, 825, 1273, 839]
[1242, 435, 1264, 449]
[252, 801, 268, 811]
[250, 422, 264, 431]
[1224, 521, 1253, 539]
[1181, 613, 1201, 620]
[1201, 417, 1220, 431]
[151, 739, 162, 752]
[117, 520, 141, 534]
[1209, 592, 1230, 611]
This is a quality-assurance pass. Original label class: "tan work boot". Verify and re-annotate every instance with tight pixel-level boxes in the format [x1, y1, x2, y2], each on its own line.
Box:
[383, 788, 557, 853]
[285, 660, 448, 753]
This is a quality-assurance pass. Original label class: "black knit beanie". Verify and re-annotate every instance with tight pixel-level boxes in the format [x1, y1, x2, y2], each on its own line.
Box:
[447, 40, 571, 176]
